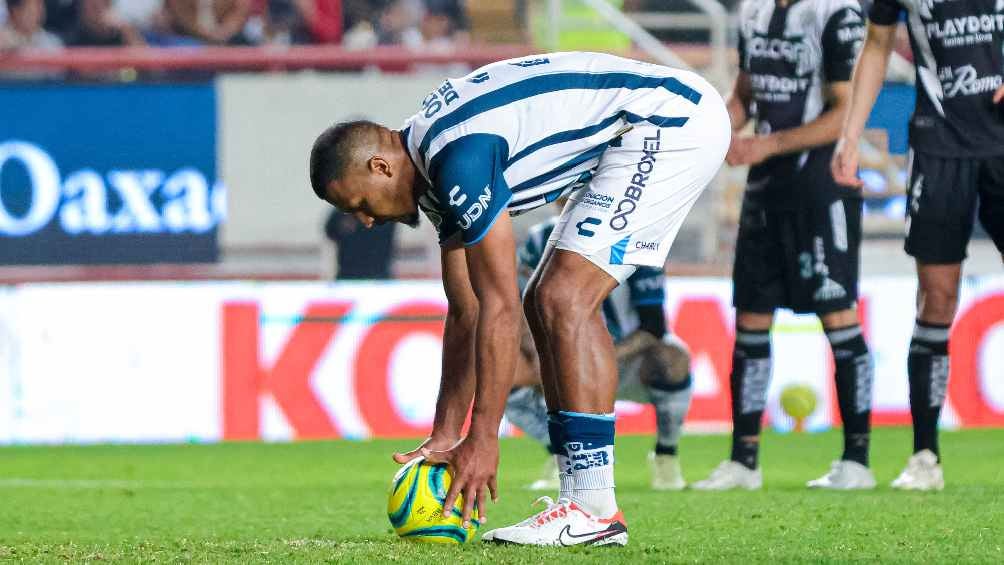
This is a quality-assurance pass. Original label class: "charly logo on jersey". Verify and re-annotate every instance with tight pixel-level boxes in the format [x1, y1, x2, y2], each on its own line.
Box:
[576, 217, 600, 237]
[610, 131, 660, 231]
[457, 185, 492, 230]
[939, 65, 1003, 98]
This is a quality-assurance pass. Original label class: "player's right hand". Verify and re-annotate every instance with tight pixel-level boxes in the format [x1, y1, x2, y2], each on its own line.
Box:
[831, 137, 864, 189]
[392, 434, 459, 465]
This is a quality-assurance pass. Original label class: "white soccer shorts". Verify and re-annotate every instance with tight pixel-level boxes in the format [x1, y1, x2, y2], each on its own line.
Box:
[547, 85, 730, 283]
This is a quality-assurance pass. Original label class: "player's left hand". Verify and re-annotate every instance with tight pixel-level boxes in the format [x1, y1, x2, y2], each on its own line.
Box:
[422, 432, 499, 528]
[727, 136, 778, 166]
[994, 85, 1004, 104]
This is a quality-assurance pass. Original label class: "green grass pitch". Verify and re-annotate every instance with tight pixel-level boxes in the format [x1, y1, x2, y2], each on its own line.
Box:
[2, 428, 1002, 563]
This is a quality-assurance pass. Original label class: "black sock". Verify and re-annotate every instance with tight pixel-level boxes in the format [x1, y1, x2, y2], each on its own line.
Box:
[826, 324, 873, 467]
[730, 329, 772, 470]
[654, 443, 678, 456]
[908, 320, 950, 461]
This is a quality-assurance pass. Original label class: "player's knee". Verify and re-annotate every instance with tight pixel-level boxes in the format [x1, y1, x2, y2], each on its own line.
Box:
[644, 341, 691, 387]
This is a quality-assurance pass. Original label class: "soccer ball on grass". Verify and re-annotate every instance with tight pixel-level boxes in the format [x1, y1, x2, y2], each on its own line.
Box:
[387, 457, 479, 544]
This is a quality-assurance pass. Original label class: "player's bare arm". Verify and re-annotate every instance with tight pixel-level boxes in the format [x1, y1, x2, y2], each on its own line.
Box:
[832, 22, 897, 188]
[425, 213, 521, 528]
[725, 72, 753, 166]
[393, 242, 478, 463]
[727, 71, 753, 132]
[730, 81, 854, 167]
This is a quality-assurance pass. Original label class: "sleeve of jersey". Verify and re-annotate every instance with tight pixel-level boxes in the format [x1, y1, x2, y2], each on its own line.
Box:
[867, 0, 901, 26]
[821, 5, 866, 83]
[427, 134, 513, 246]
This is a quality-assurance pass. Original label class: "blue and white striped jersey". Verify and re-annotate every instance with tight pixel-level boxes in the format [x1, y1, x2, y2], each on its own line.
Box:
[402, 51, 707, 245]
[518, 217, 666, 343]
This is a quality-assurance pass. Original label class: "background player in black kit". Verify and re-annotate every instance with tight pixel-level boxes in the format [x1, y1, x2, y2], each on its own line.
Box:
[833, 0, 1004, 491]
[693, 0, 877, 491]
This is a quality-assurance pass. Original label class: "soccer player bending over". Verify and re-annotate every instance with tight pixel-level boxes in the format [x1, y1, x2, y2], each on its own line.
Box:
[507, 213, 693, 492]
[692, 0, 876, 491]
[832, 0, 1004, 491]
[309, 52, 729, 545]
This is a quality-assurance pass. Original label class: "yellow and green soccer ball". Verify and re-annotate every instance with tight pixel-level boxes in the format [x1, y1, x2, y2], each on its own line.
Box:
[387, 457, 479, 544]
[780, 383, 818, 421]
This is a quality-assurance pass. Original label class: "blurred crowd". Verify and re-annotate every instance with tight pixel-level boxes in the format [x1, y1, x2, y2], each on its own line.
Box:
[0, 0, 471, 52]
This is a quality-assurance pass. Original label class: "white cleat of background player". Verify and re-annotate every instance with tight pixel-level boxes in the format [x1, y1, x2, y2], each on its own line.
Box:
[806, 460, 876, 490]
[649, 452, 686, 491]
[481, 497, 628, 547]
[690, 461, 763, 491]
[891, 450, 944, 491]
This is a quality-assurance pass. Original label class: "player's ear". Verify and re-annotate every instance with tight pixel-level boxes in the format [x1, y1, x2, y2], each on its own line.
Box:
[368, 155, 393, 177]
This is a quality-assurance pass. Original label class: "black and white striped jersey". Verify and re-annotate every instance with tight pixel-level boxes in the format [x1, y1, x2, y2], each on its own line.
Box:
[738, 0, 865, 204]
[870, 0, 1004, 157]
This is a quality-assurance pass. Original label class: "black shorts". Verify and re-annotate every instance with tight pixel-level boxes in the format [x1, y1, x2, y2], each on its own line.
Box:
[904, 150, 1004, 263]
[733, 165, 863, 316]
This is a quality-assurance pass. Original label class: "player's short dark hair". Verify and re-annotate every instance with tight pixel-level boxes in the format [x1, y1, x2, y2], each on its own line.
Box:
[6, 0, 28, 9]
[309, 120, 381, 201]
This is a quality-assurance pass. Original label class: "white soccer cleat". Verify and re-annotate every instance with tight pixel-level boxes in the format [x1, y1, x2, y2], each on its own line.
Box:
[481, 497, 628, 547]
[527, 457, 560, 491]
[691, 460, 762, 491]
[806, 460, 876, 490]
[891, 450, 944, 491]
[648, 452, 686, 491]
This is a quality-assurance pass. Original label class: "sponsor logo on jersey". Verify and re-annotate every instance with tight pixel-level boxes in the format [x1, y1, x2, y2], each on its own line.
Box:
[837, 25, 865, 43]
[420, 80, 460, 119]
[448, 185, 467, 206]
[457, 185, 492, 230]
[581, 190, 614, 209]
[939, 65, 1003, 97]
[750, 74, 811, 102]
[925, 14, 1004, 48]
[746, 34, 814, 75]
[634, 241, 659, 251]
[610, 130, 661, 231]
[576, 217, 601, 237]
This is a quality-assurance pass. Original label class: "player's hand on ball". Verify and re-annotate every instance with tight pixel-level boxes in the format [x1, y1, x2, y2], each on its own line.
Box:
[423, 433, 499, 528]
[831, 137, 863, 189]
[392, 435, 458, 465]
